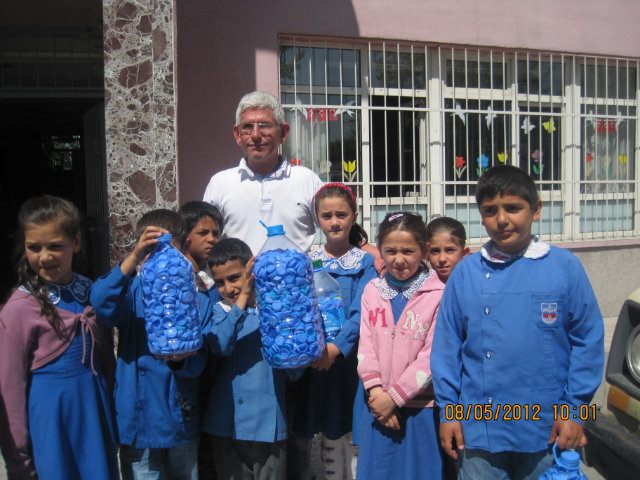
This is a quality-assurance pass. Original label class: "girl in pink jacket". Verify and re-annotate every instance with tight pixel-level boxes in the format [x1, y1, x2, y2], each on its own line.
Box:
[356, 212, 447, 480]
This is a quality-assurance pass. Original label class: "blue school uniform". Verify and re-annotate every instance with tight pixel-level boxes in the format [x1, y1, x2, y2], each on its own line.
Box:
[202, 303, 303, 442]
[293, 246, 378, 441]
[91, 266, 216, 449]
[27, 275, 120, 480]
[356, 272, 443, 480]
[431, 238, 605, 454]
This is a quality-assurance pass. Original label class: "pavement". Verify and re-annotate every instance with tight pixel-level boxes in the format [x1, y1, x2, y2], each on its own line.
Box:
[0, 317, 618, 480]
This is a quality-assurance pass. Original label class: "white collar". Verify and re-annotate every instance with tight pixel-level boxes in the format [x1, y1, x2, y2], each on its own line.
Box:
[238, 155, 290, 179]
[19, 274, 92, 305]
[373, 270, 433, 301]
[196, 268, 215, 292]
[480, 236, 550, 264]
[310, 245, 366, 271]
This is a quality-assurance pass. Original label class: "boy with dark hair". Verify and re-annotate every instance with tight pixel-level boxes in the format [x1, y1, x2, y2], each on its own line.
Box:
[431, 166, 605, 480]
[178, 201, 223, 299]
[178, 201, 223, 480]
[91, 209, 236, 480]
[203, 238, 302, 480]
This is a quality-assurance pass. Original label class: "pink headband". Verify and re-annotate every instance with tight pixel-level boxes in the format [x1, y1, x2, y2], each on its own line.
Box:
[316, 182, 357, 204]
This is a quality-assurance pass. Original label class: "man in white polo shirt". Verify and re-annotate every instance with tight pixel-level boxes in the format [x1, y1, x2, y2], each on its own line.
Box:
[203, 91, 323, 254]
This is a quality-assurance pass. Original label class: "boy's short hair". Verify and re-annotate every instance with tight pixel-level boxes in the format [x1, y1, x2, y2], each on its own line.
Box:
[475, 165, 539, 209]
[178, 201, 224, 234]
[209, 238, 252, 268]
[135, 209, 188, 247]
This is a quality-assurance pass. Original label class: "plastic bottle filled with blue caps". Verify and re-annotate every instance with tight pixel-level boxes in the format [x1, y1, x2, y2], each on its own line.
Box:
[537, 444, 588, 480]
[139, 233, 203, 355]
[253, 224, 325, 369]
[312, 259, 346, 343]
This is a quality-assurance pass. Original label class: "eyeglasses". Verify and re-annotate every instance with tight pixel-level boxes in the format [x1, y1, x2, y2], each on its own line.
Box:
[239, 122, 277, 135]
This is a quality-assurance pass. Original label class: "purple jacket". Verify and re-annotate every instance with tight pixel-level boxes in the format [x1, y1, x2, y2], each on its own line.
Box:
[0, 290, 115, 479]
[357, 271, 444, 408]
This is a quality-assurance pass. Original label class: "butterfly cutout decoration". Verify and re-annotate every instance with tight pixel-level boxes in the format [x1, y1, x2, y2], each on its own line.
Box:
[455, 102, 466, 125]
[585, 110, 595, 128]
[290, 99, 309, 120]
[616, 109, 625, 130]
[485, 106, 498, 130]
[521, 117, 535, 134]
[497, 152, 508, 163]
[335, 100, 355, 118]
[542, 119, 556, 133]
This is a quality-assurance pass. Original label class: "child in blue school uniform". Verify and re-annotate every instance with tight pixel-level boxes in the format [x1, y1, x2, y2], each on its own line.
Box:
[178, 200, 224, 480]
[292, 183, 378, 480]
[0, 196, 119, 480]
[431, 166, 605, 480]
[203, 238, 303, 480]
[91, 209, 235, 480]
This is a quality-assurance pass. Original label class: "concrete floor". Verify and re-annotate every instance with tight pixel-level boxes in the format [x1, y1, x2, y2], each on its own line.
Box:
[0, 318, 618, 480]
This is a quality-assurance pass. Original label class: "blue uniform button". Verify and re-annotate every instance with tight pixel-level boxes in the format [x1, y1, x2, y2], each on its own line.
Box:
[238, 399, 243, 405]
[485, 273, 491, 279]
[488, 397, 493, 404]
[139, 370, 145, 376]
[138, 403, 143, 410]
[486, 352, 492, 359]
[485, 307, 490, 315]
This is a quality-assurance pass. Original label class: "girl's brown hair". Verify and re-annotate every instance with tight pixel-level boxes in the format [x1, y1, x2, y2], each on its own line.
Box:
[376, 211, 429, 271]
[425, 217, 467, 249]
[315, 184, 368, 248]
[4, 196, 83, 328]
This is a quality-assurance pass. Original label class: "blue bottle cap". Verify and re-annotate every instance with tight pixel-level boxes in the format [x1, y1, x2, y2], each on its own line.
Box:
[158, 336, 168, 347]
[309, 344, 319, 356]
[162, 319, 174, 328]
[264, 224, 286, 237]
[275, 336, 285, 346]
[298, 354, 309, 364]
[168, 266, 179, 276]
[158, 233, 173, 242]
[166, 327, 178, 338]
[168, 339, 179, 350]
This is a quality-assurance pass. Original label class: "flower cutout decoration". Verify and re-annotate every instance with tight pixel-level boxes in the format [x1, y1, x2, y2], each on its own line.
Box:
[619, 155, 628, 177]
[343, 160, 357, 181]
[290, 158, 301, 166]
[476, 154, 489, 177]
[497, 152, 508, 163]
[532, 150, 544, 175]
[455, 156, 466, 179]
[521, 117, 535, 134]
[542, 119, 556, 133]
[586, 153, 593, 163]
[619, 155, 628, 165]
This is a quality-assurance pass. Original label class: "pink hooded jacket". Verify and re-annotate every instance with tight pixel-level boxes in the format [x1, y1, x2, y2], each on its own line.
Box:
[357, 270, 444, 408]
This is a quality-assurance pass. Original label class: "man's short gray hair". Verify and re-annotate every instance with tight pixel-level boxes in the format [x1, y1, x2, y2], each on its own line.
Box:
[235, 91, 285, 126]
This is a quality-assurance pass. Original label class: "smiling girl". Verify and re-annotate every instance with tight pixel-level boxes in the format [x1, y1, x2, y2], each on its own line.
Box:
[0, 196, 119, 480]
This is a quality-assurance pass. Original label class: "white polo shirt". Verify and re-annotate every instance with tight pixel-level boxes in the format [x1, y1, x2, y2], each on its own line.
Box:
[203, 155, 323, 254]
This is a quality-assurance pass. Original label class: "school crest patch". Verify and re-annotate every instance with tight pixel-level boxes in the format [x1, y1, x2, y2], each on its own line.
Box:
[541, 303, 558, 324]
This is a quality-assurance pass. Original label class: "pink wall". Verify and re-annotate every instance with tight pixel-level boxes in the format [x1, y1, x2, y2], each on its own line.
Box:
[175, 0, 640, 204]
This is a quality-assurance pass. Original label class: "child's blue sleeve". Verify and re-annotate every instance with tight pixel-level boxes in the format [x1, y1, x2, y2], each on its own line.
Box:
[561, 257, 605, 422]
[90, 265, 135, 329]
[204, 303, 247, 356]
[332, 254, 378, 358]
[431, 268, 466, 423]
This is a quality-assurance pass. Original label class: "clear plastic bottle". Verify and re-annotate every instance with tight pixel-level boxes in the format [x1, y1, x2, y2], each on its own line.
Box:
[139, 233, 203, 355]
[312, 259, 346, 343]
[538, 444, 588, 480]
[253, 224, 325, 368]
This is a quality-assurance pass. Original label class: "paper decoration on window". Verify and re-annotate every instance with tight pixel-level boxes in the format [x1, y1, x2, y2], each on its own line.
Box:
[596, 120, 616, 133]
[485, 106, 498, 129]
[497, 152, 508, 163]
[521, 117, 535, 134]
[455, 156, 466, 179]
[585, 110, 595, 128]
[586, 153, 593, 163]
[290, 99, 309, 120]
[616, 109, 625, 130]
[619, 155, 628, 164]
[343, 160, 357, 182]
[542, 119, 556, 132]
[290, 158, 301, 166]
[476, 154, 489, 177]
[335, 100, 355, 118]
[306, 108, 339, 122]
[532, 150, 544, 175]
[455, 102, 466, 125]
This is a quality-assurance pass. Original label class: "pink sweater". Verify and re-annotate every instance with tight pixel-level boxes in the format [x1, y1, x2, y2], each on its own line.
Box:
[0, 289, 115, 479]
[357, 271, 444, 408]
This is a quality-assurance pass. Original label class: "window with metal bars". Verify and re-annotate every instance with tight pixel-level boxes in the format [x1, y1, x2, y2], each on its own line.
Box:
[279, 36, 640, 245]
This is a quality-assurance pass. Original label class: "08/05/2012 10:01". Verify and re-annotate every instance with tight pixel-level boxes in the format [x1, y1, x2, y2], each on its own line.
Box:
[444, 404, 597, 422]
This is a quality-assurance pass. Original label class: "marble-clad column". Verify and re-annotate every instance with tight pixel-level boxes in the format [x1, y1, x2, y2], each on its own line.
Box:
[103, 0, 177, 266]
